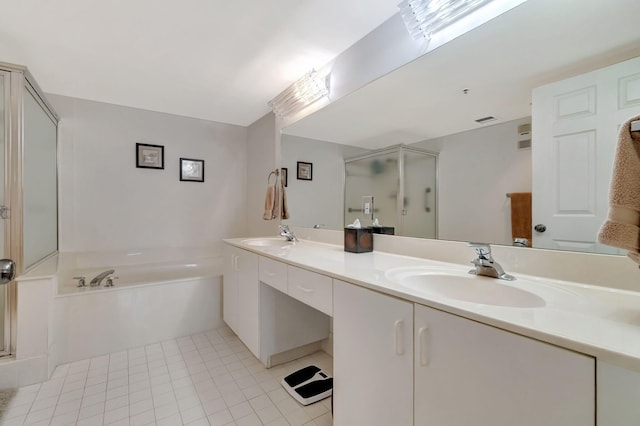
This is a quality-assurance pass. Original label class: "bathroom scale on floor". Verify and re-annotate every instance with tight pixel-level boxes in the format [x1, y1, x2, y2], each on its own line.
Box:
[281, 365, 333, 406]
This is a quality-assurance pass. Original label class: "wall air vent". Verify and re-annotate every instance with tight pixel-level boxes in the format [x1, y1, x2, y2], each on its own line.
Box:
[517, 121, 532, 150]
[475, 116, 497, 124]
[518, 139, 532, 149]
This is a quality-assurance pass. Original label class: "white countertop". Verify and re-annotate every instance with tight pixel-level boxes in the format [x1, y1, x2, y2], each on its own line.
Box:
[225, 237, 640, 372]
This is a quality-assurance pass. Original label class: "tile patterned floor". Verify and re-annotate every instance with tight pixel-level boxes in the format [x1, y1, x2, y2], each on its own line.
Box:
[0, 326, 333, 425]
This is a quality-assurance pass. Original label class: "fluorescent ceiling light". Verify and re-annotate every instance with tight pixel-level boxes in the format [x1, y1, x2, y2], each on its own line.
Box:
[398, 0, 495, 40]
[268, 70, 329, 118]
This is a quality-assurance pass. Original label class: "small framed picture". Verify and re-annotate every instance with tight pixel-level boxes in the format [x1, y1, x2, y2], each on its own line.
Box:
[281, 168, 288, 187]
[180, 158, 205, 182]
[297, 162, 312, 181]
[136, 143, 164, 169]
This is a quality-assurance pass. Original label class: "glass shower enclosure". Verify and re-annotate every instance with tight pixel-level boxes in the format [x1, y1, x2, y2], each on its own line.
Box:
[0, 62, 59, 356]
[344, 145, 437, 238]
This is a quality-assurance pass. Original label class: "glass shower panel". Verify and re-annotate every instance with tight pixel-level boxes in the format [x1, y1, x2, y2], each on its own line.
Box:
[400, 150, 437, 238]
[345, 151, 399, 228]
[23, 88, 58, 269]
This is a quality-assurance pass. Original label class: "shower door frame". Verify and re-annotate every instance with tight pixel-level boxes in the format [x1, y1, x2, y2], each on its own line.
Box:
[0, 62, 60, 357]
[0, 68, 11, 356]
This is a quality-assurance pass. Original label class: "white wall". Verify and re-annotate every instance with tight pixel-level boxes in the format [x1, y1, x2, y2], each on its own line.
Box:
[413, 117, 532, 246]
[51, 94, 248, 253]
[281, 135, 366, 230]
[246, 113, 280, 237]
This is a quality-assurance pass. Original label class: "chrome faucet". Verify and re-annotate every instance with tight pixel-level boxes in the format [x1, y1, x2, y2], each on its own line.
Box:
[467, 242, 515, 281]
[279, 225, 298, 242]
[90, 269, 115, 287]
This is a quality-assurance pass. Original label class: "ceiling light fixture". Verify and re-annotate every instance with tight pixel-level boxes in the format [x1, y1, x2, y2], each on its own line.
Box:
[268, 70, 329, 118]
[398, 0, 495, 40]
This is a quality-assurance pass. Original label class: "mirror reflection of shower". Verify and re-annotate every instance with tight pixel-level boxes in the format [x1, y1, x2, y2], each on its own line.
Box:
[344, 145, 437, 238]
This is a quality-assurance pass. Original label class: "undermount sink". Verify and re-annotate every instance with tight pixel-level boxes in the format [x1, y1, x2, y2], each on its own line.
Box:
[242, 238, 294, 248]
[385, 267, 545, 308]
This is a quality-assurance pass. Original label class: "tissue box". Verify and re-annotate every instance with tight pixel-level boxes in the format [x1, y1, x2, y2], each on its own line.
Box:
[344, 227, 373, 253]
[371, 226, 395, 235]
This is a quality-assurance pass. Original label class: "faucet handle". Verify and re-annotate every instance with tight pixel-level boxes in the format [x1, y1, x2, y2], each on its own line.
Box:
[73, 276, 86, 287]
[279, 224, 289, 231]
[467, 242, 492, 257]
[467, 242, 495, 261]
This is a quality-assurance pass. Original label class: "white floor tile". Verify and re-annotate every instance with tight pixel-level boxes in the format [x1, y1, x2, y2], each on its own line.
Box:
[6, 326, 334, 426]
[156, 412, 183, 426]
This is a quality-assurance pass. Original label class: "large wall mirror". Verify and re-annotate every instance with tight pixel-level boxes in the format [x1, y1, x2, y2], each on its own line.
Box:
[281, 0, 640, 255]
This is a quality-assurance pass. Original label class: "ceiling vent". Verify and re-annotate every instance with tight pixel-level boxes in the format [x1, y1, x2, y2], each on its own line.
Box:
[475, 116, 497, 124]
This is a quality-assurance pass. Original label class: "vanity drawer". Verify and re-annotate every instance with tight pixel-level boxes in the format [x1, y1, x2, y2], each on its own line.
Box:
[287, 266, 333, 316]
[259, 257, 288, 293]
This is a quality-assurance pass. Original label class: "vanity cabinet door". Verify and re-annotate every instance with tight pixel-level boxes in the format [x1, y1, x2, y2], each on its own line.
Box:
[333, 280, 413, 426]
[223, 245, 259, 357]
[237, 250, 259, 358]
[414, 304, 595, 426]
[597, 360, 640, 426]
[222, 245, 240, 334]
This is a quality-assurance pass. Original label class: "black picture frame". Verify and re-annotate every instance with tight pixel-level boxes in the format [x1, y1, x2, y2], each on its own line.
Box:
[297, 162, 312, 181]
[136, 143, 164, 169]
[180, 158, 205, 182]
[281, 168, 288, 187]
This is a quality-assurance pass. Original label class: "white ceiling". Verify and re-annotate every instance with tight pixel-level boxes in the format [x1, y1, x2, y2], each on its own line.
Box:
[0, 0, 399, 126]
[284, 0, 640, 148]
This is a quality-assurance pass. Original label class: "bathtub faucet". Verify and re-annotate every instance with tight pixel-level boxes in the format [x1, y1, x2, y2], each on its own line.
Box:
[90, 269, 115, 287]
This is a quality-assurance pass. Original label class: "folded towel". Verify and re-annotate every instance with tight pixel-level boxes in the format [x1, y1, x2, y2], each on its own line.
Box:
[273, 181, 281, 219]
[263, 185, 275, 220]
[509, 192, 532, 247]
[597, 114, 640, 262]
[281, 182, 290, 220]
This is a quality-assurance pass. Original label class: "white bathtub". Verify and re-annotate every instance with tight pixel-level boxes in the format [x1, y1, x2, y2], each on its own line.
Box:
[57, 257, 220, 294]
[52, 248, 225, 364]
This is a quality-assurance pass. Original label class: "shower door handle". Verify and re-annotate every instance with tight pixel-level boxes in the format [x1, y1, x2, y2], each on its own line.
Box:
[0, 259, 15, 284]
[0, 206, 9, 219]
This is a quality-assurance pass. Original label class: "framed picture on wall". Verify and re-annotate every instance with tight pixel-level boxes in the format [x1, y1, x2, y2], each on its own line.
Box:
[281, 168, 288, 187]
[297, 162, 312, 181]
[136, 143, 164, 169]
[180, 158, 205, 182]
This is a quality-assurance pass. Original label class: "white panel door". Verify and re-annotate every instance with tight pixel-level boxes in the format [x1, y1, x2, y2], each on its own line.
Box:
[414, 304, 594, 426]
[333, 280, 413, 426]
[532, 56, 640, 253]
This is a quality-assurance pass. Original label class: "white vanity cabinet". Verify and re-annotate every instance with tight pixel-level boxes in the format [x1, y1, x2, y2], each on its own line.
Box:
[332, 279, 595, 426]
[223, 245, 259, 355]
[414, 304, 595, 426]
[333, 279, 414, 426]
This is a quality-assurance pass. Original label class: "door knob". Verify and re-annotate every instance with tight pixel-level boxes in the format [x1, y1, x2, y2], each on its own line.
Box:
[534, 224, 547, 233]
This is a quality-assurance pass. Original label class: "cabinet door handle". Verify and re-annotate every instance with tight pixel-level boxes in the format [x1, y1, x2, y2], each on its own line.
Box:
[395, 320, 405, 356]
[232, 255, 239, 271]
[296, 285, 314, 293]
[418, 326, 429, 366]
[264, 270, 276, 277]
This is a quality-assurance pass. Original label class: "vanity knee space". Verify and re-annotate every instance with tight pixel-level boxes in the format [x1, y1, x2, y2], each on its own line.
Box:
[223, 245, 331, 367]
